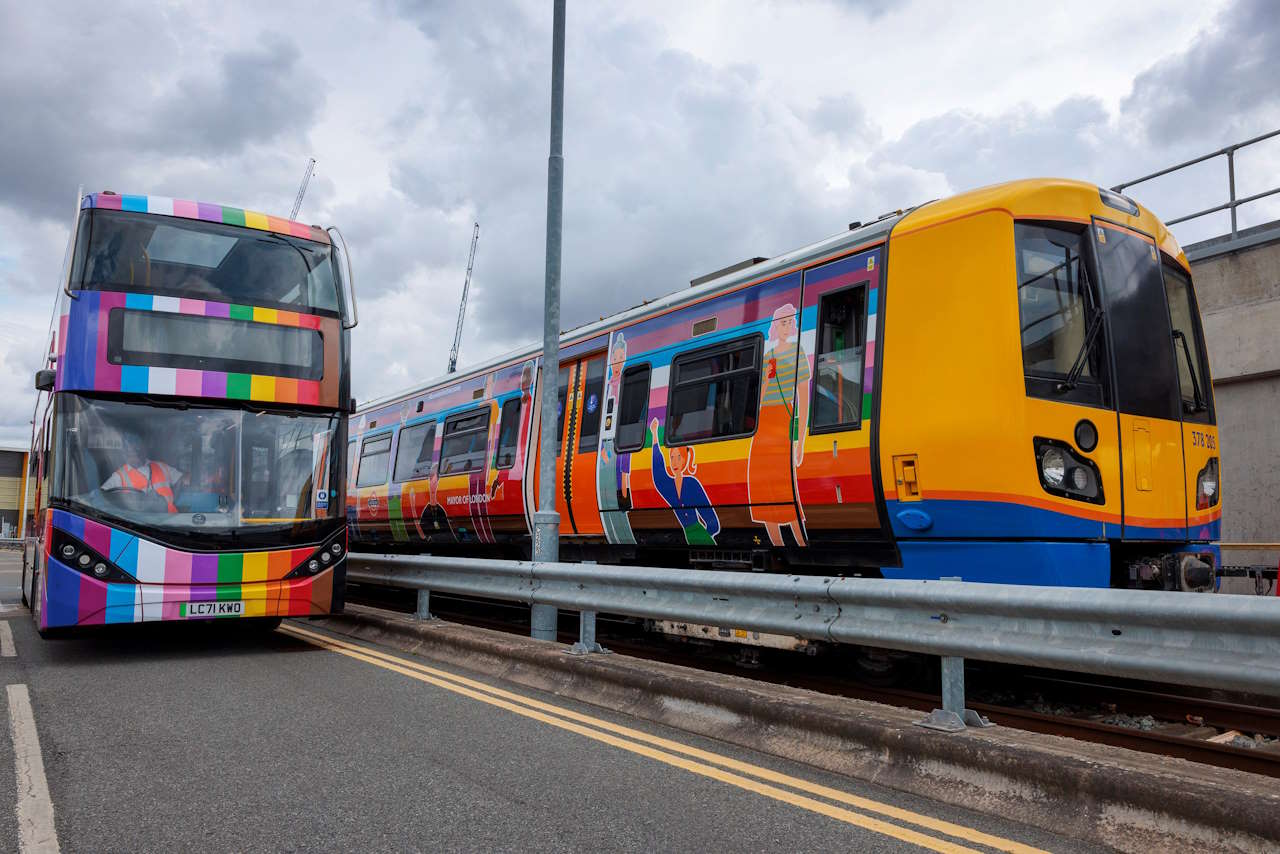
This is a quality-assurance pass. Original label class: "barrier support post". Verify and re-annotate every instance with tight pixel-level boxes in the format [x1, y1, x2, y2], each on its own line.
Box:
[569, 610, 609, 655]
[415, 589, 434, 621]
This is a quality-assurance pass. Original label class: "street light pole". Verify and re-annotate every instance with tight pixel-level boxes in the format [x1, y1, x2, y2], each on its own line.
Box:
[530, 0, 566, 641]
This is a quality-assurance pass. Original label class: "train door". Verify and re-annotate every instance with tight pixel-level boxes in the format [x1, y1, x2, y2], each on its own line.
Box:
[1091, 220, 1188, 539]
[794, 248, 887, 544]
[555, 355, 606, 537]
[353, 430, 394, 542]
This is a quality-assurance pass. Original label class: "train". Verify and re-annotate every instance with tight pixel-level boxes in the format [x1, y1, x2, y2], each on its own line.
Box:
[348, 178, 1221, 595]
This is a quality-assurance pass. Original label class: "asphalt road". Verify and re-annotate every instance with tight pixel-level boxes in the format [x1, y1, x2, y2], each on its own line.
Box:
[0, 552, 1097, 853]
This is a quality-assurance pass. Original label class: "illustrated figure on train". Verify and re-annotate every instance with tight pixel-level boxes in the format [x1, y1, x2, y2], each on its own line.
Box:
[748, 302, 810, 547]
[649, 418, 720, 546]
[598, 333, 637, 544]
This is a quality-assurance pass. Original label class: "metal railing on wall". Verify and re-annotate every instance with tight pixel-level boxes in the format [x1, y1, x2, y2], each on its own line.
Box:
[346, 553, 1280, 733]
[1113, 127, 1280, 239]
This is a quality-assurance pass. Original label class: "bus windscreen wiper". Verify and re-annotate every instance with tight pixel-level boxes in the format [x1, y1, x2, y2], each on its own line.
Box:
[1172, 329, 1207, 412]
[1057, 310, 1104, 392]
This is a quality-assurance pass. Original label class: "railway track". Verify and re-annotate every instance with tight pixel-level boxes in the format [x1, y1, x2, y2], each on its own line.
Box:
[345, 583, 1280, 778]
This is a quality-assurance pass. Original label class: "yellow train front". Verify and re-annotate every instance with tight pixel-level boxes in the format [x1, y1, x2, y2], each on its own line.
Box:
[349, 178, 1220, 591]
[879, 179, 1218, 590]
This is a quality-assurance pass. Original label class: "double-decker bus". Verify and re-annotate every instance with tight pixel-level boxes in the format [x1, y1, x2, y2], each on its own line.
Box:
[22, 191, 357, 635]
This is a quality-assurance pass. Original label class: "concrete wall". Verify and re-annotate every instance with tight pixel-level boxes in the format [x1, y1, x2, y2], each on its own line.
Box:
[1188, 222, 1280, 569]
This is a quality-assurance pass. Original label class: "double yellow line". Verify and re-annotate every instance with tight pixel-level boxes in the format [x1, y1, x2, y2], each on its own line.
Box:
[282, 624, 1046, 854]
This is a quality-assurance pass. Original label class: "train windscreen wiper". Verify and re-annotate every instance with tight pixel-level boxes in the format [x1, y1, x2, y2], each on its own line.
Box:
[1172, 329, 1207, 412]
[1057, 310, 1104, 393]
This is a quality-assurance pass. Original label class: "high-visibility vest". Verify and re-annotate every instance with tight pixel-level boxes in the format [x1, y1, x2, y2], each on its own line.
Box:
[115, 462, 178, 514]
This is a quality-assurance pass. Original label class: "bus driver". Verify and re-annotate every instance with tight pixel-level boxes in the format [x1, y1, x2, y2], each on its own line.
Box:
[100, 434, 184, 514]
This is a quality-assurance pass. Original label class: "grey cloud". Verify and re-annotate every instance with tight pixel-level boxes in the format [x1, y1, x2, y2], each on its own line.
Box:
[886, 96, 1116, 192]
[1123, 0, 1280, 148]
[0, 7, 319, 221]
[146, 35, 322, 157]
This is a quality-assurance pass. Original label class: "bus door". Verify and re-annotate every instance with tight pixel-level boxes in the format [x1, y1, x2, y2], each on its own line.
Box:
[533, 356, 606, 537]
[353, 431, 394, 542]
[794, 249, 887, 545]
[1091, 221, 1188, 539]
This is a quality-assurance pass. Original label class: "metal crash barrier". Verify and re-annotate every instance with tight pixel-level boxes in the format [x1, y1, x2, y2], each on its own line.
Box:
[346, 553, 1280, 733]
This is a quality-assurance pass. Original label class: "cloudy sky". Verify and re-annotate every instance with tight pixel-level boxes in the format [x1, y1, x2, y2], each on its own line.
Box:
[1, 0, 1278, 444]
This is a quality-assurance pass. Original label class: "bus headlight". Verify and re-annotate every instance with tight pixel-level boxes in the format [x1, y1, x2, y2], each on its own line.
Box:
[1034, 438, 1104, 504]
[1196, 457, 1219, 509]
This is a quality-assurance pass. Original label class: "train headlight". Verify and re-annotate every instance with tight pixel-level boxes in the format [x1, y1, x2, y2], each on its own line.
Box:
[1040, 447, 1066, 487]
[1070, 467, 1090, 491]
[93, 562, 108, 578]
[308, 559, 320, 573]
[77, 553, 92, 568]
[1034, 438, 1104, 504]
[1196, 457, 1219, 510]
[61, 544, 75, 559]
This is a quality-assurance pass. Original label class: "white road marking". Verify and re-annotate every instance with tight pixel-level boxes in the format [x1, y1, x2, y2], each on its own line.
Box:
[7, 684, 59, 853]
[0, 621, 13, 657]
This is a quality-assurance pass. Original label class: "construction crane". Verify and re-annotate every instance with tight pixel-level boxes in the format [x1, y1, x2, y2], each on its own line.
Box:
[447, 222, 481, 373]
[290, 157, 316, 220]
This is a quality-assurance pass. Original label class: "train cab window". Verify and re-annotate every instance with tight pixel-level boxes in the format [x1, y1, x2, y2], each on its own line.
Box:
[440, 408, 490, 475]
[355, 435, 391, 488]
[811, 287, 867, 430]
[1015, 223, 1106, 405]
[393, 421, 438, 482]
[667, 336, 761, 444]
[615, 364, 652, 452]
[495, 399, 522, 469]
[578, 357, 606, 453]
[345, 440, 357, 490]
[1162, 262, 1213, 422]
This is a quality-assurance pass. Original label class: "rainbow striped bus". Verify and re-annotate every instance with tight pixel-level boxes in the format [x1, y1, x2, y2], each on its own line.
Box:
[23, 191, 357, 635]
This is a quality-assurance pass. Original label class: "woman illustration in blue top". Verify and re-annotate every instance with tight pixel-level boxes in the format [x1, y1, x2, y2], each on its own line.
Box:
[649, 418, 720, 546]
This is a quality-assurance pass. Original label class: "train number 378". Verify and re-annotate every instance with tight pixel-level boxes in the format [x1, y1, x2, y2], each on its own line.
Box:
[1191, 430, 1216, 450]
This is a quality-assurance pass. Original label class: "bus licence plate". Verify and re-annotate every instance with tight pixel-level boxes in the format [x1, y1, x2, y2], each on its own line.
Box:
[181, 601, 244, 618]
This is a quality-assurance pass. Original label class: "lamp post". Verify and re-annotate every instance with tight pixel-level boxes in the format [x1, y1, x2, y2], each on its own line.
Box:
[530, 0, 567, 641]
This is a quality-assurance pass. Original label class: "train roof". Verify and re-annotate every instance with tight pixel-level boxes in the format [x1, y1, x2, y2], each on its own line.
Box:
[82, 192, 331, 245]
[358, 209, 907, 412]
[359, 177, 1184, 414]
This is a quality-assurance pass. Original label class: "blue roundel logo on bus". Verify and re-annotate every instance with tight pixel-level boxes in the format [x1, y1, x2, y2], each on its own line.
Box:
[368, 496, 379, 509]
[587, 394, 599, 414]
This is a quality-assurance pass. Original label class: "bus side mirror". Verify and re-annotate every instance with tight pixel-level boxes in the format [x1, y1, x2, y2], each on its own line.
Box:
[34, 370, 55, 392]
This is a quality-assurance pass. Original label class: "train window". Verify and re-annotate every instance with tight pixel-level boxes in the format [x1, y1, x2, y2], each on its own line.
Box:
[393, 421, 438, 482]
[578, 357, 606, 453]
[356, 435, 391, 488]
[1015, 223, 1106, 405]
[615, 365, 651, 452]
[495, 399, 522, 469]
[1162, 262, 1214, 423]
[345, 440, 357, 490]
[811, 287, 867, 431]
[555, 366, 570, 455]
[440, 408, 490, 475]
[666, 336, 761, 444]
